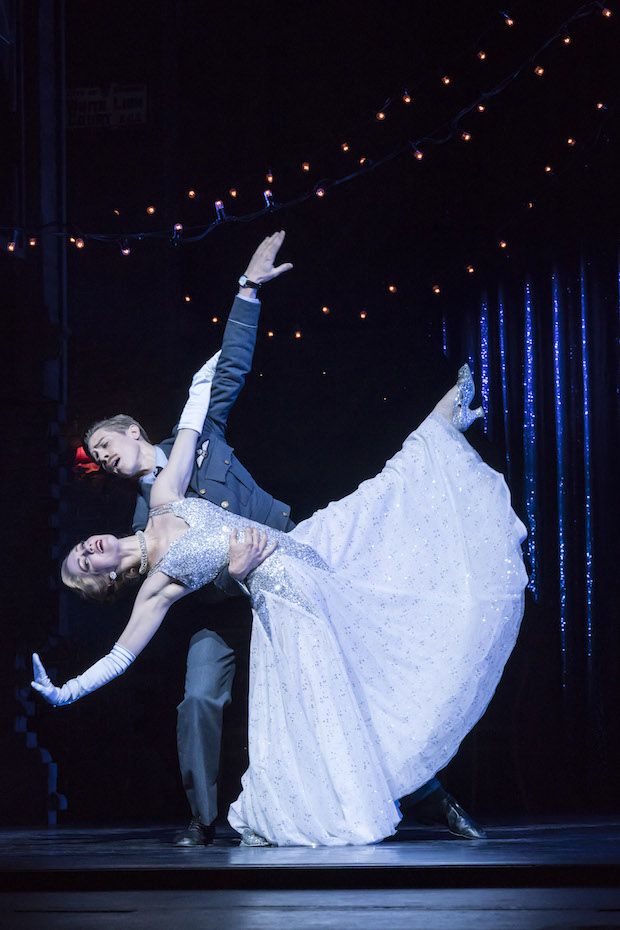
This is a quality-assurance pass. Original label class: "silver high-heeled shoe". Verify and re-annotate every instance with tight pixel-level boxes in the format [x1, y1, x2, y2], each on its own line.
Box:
[452, 364, 484, 432]
[239, 828, 272, 847]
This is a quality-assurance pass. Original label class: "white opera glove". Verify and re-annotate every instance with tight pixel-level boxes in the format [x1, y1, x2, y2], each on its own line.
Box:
[31, 644, 136, 707]
[177, 349, 222, 433]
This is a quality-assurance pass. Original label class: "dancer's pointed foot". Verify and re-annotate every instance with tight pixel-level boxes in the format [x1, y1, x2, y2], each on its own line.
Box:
[434, 365, 484, 431]
[452, 364, 484, 431]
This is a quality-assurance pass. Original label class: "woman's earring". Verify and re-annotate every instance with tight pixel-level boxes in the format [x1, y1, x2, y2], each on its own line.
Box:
[109, 571, 117, 581]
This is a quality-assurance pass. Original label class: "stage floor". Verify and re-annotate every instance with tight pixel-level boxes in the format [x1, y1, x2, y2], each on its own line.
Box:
[2, 819, 619, 929]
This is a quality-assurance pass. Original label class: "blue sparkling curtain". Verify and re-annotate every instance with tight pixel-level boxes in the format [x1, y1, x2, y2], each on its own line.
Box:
[478, 297, 490, 437]
[579, 263, 594, 662]
[523, 280, 539, 603]
[445, 245, 618, 807]
[551, 272, 568, 685]
[497, 288, 511, 476]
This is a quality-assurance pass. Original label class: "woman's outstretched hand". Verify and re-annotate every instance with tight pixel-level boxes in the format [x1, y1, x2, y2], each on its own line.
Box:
[228, 528, 278, 582]
[31, 653, 71, 706]
[242, 231, 293, 286]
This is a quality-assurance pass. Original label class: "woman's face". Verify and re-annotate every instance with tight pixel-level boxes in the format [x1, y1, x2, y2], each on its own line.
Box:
[64, 534, 121, 580]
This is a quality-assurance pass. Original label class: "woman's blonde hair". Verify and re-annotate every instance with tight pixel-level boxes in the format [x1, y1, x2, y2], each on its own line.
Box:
[61, 554, 141, 604]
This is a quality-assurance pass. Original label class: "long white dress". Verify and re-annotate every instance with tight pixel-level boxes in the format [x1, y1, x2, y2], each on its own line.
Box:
[152, 412, 528, 846]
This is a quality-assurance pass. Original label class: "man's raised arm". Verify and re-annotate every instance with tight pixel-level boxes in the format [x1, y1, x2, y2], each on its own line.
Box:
[131, 232, 292, 533]
[206, 231, 292, 438]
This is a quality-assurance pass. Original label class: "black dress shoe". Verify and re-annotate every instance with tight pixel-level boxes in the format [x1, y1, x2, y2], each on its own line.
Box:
[173, 817, 215, 847]
[410, 787, 487, 839]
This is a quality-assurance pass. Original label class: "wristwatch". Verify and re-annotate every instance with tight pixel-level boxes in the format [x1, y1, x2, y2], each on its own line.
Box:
[238, 274, 261, 289]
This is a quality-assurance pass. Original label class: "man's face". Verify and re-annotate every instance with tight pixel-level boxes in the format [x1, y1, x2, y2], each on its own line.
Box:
[87, 426, 144, 478]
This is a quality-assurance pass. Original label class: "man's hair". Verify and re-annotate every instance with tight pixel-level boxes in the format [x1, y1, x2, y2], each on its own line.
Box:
[83, 414, 151, 454]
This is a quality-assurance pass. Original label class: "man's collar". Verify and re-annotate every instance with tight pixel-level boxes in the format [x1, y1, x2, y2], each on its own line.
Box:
[139, 446, 169, 487]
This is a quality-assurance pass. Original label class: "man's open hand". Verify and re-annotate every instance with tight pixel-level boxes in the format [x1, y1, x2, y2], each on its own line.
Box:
[242, 231, 293, 286]
[228, 527, 278, 582]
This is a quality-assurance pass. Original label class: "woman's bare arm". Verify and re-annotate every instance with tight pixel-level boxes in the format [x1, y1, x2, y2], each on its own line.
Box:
[149, 348, 221, 508]
[148, 428, 201, 510]
[116, 571, 189, 656]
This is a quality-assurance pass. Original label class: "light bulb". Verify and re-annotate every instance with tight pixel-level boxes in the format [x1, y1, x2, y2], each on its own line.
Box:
[461, 131, 472, 142]
[432, 284, 441, 294]
[466, 265, 475, 274]
[315, 187, 325, 197]
[302, 162, 310, 171]
[341, 142, 350, 152]
[359, 311, 367, 319]
[229, 188, 238, 198]
[499, 240, 508, 249]
[322, 306, 330, 315]
[402, 92, 412, 104]
[413, 149, 424, 160]
[388, 284, 397, 294]
[441, 75, 451, 85]
[534, 65, 545, 76]
[376, 111, 386, 121]
[477, 51, 487, 60]
[75, 238, 85, 249]
[188, 190, 196, 199]
[294, 330, 302, 339]
[146, 205, 156, 214]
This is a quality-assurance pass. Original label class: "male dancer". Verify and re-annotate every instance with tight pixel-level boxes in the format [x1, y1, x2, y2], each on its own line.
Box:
[84, 232, 484, 843]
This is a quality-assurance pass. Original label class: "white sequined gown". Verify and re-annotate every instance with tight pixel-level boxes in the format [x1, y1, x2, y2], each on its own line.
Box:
[151, 413, 528, 846]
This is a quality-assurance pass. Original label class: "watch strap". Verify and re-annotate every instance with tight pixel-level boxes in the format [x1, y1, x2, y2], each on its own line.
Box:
[238, 274, 261, 289]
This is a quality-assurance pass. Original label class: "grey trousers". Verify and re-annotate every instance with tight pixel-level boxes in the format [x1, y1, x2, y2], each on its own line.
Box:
[176, 628, 236, 826]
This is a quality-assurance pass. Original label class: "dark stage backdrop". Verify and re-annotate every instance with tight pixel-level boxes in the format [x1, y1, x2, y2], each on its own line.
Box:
[2, 0, 618, 826]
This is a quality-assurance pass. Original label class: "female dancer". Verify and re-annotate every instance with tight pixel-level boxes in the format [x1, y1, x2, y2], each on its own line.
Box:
[33, 365, 527, 847]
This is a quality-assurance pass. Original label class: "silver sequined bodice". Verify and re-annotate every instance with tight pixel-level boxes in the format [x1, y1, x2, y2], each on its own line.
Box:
[148, 499, 330, 616]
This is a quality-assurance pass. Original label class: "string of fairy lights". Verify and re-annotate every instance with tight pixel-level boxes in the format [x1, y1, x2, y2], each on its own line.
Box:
[2, 1, 616, 336]
[25, 1, 603, 672]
